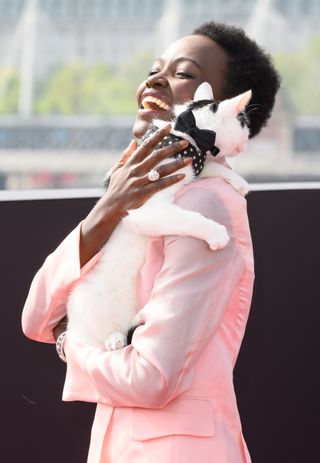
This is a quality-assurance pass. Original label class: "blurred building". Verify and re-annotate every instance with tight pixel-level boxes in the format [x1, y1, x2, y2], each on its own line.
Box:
[0, 0, 319, 188]
[1, 0, 319, 76]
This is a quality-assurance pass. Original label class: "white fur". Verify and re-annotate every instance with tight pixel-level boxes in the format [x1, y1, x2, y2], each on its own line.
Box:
[67, 84, 251, 349]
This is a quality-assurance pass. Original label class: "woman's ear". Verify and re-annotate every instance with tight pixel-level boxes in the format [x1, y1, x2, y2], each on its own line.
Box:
[193, 82, 214, 101]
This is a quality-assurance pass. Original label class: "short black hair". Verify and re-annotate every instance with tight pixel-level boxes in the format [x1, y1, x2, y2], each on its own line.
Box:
[193, 22, 281, 138]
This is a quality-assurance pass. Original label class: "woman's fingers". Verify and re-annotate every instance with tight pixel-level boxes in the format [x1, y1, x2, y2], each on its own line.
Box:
[111, 139, 138, 173]
[142, 172, 187, 196]
[157, 156, 192, 177]
[135, 156, 192, 186]
[106, 126, 192, 211]
[138, 139, 189, 173]
[116, 126, 190, 180]
[128, 124, 172, 164]
[123, 139, 138, 159]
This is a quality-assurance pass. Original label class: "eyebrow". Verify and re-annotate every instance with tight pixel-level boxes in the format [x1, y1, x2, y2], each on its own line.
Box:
[155, 56, 202, 70]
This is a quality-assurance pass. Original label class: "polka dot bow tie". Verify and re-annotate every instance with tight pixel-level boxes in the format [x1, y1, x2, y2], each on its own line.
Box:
[174, 108, 220, 156]
[146, 121, 218, 176]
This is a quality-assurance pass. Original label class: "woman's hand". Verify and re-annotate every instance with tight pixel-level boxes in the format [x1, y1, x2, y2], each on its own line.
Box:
[80, 124, 191, 267]
[105, 125, 190, 214]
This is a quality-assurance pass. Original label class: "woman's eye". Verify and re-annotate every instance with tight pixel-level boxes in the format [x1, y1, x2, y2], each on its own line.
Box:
[176, 71, 194, 79]
[148, 70, 159, 76]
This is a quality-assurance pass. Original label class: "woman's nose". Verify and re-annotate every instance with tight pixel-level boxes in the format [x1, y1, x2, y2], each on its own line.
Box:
[145, 73, 168, 89]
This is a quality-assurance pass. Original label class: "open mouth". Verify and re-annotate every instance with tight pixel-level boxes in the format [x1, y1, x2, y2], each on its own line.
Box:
[141, 96, 171, 111]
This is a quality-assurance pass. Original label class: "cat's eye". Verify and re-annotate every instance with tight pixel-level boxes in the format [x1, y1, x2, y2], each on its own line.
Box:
[211, 102, 219, 113]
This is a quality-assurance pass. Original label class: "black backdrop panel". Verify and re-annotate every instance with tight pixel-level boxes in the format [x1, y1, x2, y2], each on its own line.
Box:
[3, 197, 96, 463]
[234, 189, 320, 463]
[2, 189, 319, 462]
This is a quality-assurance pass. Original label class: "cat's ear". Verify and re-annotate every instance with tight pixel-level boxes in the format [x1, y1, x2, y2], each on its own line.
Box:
[233, 90, 252, 113]
[193, 82, 214, 101]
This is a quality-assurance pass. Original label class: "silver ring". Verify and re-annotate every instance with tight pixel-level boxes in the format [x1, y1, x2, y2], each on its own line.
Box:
[148, 169, 160, 182]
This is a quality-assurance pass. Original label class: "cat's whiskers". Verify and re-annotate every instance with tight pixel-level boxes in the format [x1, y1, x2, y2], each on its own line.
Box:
[245, 104, 261, 114]
[246, 108, 260, 116]
[246, 103, 262, 109]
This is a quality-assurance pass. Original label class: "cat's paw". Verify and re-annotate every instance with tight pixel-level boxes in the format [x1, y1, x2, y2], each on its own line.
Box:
[208, 225, 230, 251]
[132, 311, 145, 327]
[105, 332, 127, 351]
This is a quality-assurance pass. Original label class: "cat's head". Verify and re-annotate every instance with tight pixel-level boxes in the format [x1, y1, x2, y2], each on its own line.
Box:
[174, 82, 252, 158]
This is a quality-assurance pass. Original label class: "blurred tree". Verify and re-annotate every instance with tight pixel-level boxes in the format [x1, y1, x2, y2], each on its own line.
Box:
[274, 35, 320, 115]
[119, 50, 153, 89]
[35, 63, 112, 114]
[0, 69, 19, 114]
[34, 51, 153, 115]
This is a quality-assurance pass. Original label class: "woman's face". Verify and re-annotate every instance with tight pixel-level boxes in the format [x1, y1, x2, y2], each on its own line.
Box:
[133, 34, 228, 138]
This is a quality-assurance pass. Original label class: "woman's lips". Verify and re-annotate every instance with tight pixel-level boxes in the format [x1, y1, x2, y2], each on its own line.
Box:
[137, 107, 172, 123]
[141, 95, 171, 111]
[136, 93, 173, 127]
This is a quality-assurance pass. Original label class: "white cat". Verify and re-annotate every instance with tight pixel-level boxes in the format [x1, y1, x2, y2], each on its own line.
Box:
[67, 83, 251, 350]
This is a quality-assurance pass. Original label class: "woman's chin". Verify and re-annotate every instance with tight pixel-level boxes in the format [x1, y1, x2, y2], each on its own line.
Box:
[132, 118, 150, 140]
[132, 109, 173, 139]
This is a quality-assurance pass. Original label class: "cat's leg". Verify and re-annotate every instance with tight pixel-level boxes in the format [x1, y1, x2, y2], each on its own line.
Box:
[105, 312, 145, 350]
[132, 311, 145, 327]
[124, 202, 229, 250]
[123, 311, 146, 345]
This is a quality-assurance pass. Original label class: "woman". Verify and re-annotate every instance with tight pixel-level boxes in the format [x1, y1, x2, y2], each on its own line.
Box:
[22, 22, 280, 462]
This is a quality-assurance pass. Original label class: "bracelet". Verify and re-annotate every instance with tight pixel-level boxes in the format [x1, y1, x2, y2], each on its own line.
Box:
[56, 331, 67, 363]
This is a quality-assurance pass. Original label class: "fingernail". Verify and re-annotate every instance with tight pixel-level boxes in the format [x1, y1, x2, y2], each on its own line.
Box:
[163, 123, 172, 132]
[179, 140, 189, 148]
[177, 174, 185, 180]
[183, 157, 192, 165]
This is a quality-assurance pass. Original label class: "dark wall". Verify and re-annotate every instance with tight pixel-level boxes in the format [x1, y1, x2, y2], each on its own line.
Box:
[2, 189, 320, 462]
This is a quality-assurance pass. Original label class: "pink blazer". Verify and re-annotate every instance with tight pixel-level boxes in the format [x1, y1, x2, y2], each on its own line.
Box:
[22, 170, 254, 463]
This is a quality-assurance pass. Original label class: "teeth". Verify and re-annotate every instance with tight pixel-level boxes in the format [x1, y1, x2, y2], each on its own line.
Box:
[141, 96, 171, 111]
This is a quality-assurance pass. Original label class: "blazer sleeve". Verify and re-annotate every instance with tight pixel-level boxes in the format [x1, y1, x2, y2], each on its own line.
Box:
[62, 186, 246, 409]
[21, 223, 101, 343]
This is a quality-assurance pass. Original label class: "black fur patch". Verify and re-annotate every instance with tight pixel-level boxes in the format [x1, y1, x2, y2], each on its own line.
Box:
[187, 99, 220, 113]
[237, 111, 249, 128]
